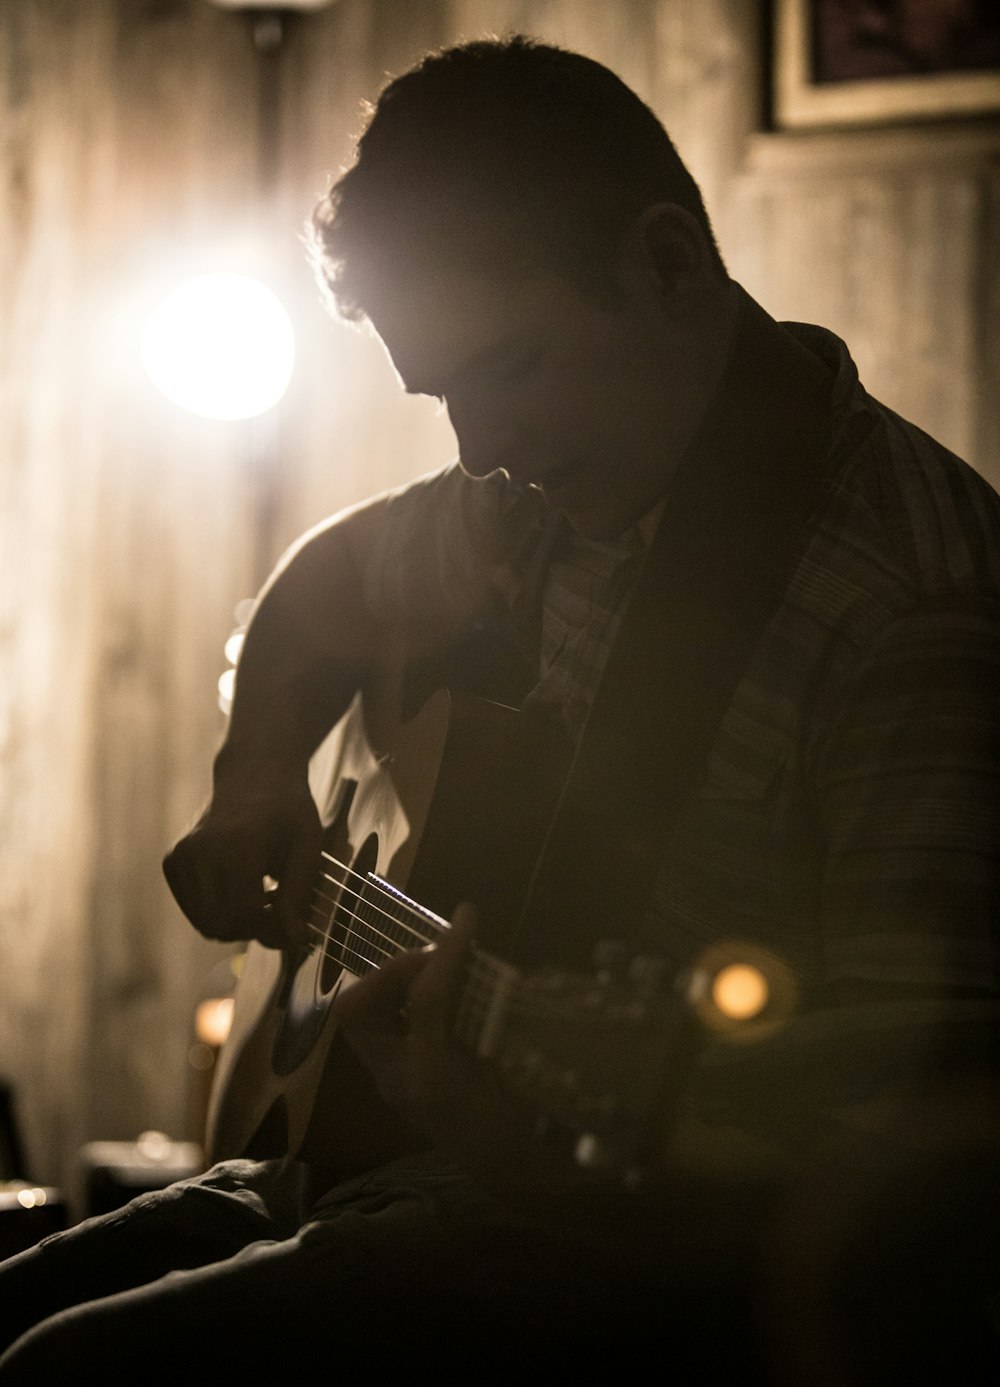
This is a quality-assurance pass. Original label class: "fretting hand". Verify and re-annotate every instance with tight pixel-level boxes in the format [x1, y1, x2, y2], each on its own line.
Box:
[331, 904, 557, 1184]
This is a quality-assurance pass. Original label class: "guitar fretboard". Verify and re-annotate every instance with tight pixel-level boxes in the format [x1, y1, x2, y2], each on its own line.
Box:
[309, 848, 521, 1057]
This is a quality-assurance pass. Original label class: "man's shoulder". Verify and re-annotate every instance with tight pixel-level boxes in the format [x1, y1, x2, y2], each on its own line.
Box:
[825, 393, 1000, 602]
[763, 345, 1000, 676]
[784, 317, 1000, 553]
[383, 458, 523, 516]
[775, 313, 1000, 629]
[360, 461, 548, 628]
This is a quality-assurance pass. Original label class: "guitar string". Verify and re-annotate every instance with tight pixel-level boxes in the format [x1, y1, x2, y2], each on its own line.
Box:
[304, 880, 499, 997]
[304, 908, 428, 975]
[290, 888, 505, 1032]
[298, 878, 609, 1030]
[308, 870, 441, 962]
[267, 854, 633, 1025]
[316, 852, 448, 942]
[283, 880, 644, 1089]
[312, 876, 440, 953]
[307, 891, 425, 965]
[294, 890, 642, 1053]
[291, 861, 503, 997]
[264, 867, 650, 1053]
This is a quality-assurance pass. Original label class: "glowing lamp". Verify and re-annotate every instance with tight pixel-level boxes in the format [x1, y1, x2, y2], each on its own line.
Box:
[141, 272, 294, 420]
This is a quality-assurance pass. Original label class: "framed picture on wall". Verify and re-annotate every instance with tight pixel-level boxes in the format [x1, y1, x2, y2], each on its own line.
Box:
[774, 0, 1000, 128]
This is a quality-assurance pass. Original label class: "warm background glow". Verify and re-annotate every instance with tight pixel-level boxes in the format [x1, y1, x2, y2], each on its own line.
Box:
[140, 272, 295, 419]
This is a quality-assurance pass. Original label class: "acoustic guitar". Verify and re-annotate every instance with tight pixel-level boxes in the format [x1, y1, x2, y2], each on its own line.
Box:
[206, 664, 761, 1183]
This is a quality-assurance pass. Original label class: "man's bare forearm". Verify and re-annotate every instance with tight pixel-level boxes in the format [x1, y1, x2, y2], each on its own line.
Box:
[211, 501, 390, 794]
[163, 500, 392, 943]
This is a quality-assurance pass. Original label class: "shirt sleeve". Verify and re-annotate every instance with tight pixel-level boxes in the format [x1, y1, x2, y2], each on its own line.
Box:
[811, 596, 1000, 993]
[685, 596, 1000, 1165]
[360, 461, 540, 639]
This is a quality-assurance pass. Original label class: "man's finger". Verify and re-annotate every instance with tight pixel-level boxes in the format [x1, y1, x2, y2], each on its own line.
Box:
[162, 841, 223, 936]
[273, 804, 324, 946]
[406, 903, 477, 1035]
[333, 946, 428, 1030]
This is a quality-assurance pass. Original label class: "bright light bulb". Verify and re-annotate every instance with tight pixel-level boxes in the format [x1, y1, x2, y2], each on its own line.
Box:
[141, 272, 294, 420]
[711, 964, 769, 1021]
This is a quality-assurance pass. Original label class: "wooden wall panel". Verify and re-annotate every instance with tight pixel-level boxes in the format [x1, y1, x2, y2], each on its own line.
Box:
[1, 0, 269, 1196]
[728, 125, 1000, 489]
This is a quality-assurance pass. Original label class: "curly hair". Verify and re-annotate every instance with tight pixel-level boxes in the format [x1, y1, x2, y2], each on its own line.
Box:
[307, 34, 725, 322]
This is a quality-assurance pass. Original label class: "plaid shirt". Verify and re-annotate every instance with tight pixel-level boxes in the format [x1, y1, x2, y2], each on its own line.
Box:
[364, 303, 1000, 1147]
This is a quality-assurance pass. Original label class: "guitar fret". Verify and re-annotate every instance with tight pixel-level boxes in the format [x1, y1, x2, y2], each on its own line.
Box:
[330, 873, 442, 977]
[381, 886, 419, 957]
[353, 882, 387, 974]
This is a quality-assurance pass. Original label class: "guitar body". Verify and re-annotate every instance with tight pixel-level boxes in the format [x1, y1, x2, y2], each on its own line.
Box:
[206, 667, 569, 1178]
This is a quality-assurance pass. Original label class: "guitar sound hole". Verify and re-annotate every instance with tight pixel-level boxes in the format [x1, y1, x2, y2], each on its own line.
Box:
[271, 926, 332, 1077]
[271, 834, 383, 1079]
[319, 834, 380, 994]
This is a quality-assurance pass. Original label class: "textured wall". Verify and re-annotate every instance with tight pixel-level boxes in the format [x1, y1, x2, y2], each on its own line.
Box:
[1, 0, 268, 1196]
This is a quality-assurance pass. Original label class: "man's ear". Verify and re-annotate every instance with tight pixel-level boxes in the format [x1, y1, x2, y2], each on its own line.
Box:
[624, 202, 714, 303]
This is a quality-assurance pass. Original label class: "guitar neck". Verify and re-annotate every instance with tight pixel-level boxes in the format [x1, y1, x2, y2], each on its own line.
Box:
[310, 847, 521, 1052]
[307, 849, 703, 1174]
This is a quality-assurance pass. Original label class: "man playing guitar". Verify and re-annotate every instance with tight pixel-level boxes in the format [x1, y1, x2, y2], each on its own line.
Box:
[2, 35, 998, 1384]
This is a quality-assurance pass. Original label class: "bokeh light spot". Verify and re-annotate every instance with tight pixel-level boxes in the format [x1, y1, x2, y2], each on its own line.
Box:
[711, 963, 769, 1020]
